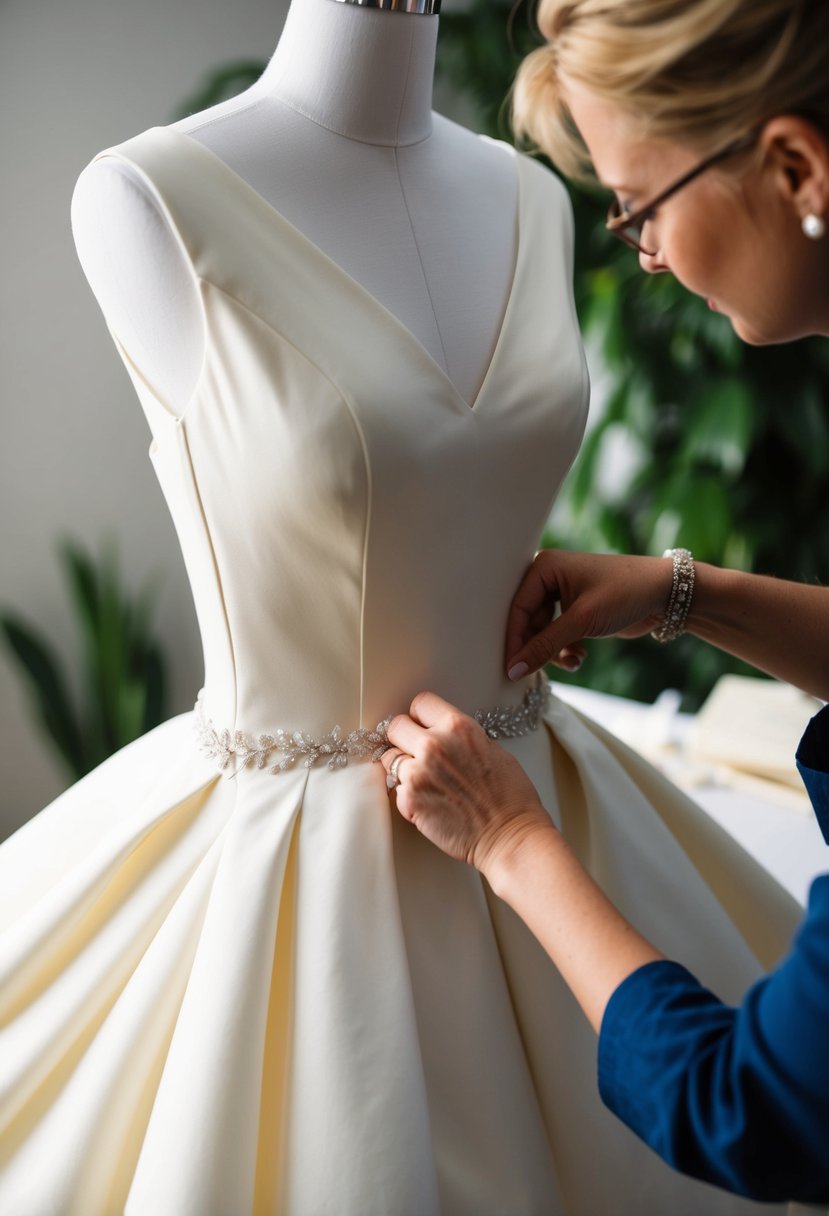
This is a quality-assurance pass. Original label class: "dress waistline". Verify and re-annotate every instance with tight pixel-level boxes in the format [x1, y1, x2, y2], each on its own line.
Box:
[193, 674, 551, 779]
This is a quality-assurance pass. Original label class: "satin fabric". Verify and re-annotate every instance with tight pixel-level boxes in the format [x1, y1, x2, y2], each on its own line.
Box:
[0, 125, 801, 1215]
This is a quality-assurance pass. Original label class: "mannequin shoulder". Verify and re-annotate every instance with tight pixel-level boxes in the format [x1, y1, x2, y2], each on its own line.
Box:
[69, 139, 200, 393]
[70, 149, 188, 294]
[454, 119, 573, 212]
[69, 139, 205, 419]
[510, 148, 578, 249]
[511, 146, 573, 212]
[71, 152, 166, 253]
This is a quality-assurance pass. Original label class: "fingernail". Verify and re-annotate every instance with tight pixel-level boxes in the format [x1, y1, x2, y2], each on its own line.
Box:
[563, 656, 583, 671]
[508, 662, 529, 682]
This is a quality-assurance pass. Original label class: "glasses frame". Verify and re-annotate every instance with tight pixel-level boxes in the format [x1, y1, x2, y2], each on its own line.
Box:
[605, 129, 760, 256]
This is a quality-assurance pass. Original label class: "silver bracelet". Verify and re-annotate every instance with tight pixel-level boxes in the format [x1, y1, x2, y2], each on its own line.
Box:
[650, 548, 695, 643]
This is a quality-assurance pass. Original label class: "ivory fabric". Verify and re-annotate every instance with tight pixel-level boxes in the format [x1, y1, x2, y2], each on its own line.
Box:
[0, 125, 802, 1216]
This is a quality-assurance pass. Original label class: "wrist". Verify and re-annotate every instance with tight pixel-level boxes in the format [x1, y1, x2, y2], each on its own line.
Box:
[684, 560, 735, 636]
[481, 807, 562, 899]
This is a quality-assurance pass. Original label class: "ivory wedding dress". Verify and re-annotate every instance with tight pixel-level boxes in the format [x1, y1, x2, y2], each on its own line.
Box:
[0, 124, 800, 1216]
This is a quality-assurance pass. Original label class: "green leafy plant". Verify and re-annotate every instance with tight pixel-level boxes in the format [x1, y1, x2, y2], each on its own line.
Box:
[1, 538, 168, 780]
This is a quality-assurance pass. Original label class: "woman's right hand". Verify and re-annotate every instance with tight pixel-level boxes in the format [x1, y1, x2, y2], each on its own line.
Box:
[505, 550, 675, 679]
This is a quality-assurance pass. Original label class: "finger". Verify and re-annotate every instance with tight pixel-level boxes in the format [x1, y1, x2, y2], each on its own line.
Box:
[407, 689, 469, 731]
[386, 713, 430, 756]
[505, 558, 562, 669]
[505, 623, 531, 670]
[505, 572, 550, 662]
[380, 745, 406, 777]
[512, 553, 560, 617]
[508, 604, 557, 667]
[508, 615, 585, 679]
[381, 747, 413, 790]
[530, 603, 554, 634]
[551, 644, 586, 672]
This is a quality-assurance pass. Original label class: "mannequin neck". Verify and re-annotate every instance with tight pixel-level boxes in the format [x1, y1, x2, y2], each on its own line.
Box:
[255, 0, 438, 146]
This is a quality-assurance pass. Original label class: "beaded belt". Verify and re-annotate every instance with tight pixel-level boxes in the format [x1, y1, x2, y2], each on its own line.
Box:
[193, 673, 551, 778]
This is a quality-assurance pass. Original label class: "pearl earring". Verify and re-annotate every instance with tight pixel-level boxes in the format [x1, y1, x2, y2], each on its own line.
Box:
[802, 213, 826, 239]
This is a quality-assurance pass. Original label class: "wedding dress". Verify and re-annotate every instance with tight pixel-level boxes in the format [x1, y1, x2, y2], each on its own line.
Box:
[0, 123, 800, 1216]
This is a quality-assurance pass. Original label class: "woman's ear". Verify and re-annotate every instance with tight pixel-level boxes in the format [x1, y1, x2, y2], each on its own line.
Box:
[759, 115, 829, 227]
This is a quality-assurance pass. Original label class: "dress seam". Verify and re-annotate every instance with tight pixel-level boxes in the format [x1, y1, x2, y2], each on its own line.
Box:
[179, 420, 240, 731]
[192, 277, 373, 727]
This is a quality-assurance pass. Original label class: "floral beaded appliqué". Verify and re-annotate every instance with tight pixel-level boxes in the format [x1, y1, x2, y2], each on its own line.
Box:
[473, 674, 551, 739]
[194, 673, 551, 778]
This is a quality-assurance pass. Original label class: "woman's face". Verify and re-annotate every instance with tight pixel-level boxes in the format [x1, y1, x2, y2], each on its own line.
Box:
[564, 83, 829, 344]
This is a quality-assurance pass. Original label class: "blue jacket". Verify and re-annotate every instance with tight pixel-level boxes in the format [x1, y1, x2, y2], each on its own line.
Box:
[597, 703, 829, 1203]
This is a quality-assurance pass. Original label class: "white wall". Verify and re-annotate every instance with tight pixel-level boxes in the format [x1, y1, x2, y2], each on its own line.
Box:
[0, 0, 473, 838]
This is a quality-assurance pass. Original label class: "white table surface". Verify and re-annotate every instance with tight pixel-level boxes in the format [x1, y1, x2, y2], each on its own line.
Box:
[551, 681, 828, 908]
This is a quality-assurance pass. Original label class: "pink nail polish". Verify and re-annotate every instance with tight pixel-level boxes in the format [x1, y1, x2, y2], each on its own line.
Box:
[508, 662, 529, 682]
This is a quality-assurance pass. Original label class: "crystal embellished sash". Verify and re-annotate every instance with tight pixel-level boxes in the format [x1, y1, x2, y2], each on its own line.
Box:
[193, 673, 551, 778]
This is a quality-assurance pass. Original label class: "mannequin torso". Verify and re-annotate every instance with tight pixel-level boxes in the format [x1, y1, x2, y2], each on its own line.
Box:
[71, 0, 520, 423]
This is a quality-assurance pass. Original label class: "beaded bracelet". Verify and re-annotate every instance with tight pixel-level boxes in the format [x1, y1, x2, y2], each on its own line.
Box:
[650, 548, 695, 643]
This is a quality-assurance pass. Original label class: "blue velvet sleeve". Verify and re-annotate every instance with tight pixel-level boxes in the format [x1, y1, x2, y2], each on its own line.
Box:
[597, 704, 829, 1204]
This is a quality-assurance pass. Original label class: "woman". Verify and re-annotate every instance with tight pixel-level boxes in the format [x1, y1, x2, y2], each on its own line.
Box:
[382, 0, 829, 1203]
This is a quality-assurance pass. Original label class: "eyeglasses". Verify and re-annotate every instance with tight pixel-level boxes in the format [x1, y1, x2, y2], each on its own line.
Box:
[605, 130, 760, 256]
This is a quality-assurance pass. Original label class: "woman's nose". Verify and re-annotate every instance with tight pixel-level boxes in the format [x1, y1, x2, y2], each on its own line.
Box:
[639, 247, 669, 274]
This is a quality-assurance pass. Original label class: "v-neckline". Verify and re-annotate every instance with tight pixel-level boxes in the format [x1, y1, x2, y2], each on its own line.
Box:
[151, 124, 527, 415]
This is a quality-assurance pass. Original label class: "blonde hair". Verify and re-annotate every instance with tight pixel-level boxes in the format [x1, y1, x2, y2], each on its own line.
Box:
[511, 0, 829, 182]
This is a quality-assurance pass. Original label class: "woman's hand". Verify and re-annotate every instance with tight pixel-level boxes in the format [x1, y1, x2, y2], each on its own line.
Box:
[381, 688, 664, 1032]
[505, 550, 673, 679]
[381, 691, 556, 886]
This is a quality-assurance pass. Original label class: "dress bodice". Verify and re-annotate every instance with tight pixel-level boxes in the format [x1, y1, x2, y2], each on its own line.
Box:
[91, 125, 590, 742]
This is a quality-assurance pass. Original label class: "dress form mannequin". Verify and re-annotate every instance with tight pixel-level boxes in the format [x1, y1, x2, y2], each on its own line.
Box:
[71, 0, 520, 423]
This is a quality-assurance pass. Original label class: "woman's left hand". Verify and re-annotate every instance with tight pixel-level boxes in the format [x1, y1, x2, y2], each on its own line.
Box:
[381, 691, 556, 885]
